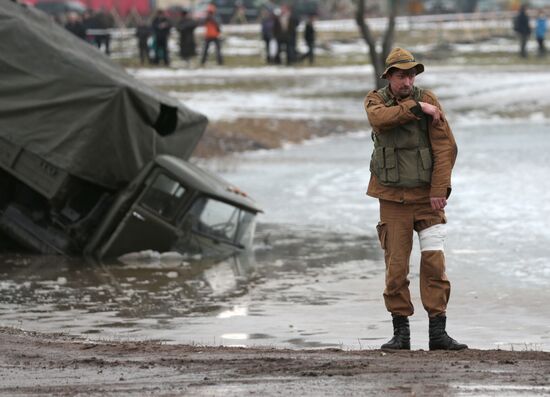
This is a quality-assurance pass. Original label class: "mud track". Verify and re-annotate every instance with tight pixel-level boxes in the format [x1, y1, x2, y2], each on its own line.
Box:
[1, 327, 549, 396]
[194, 117, 365, 157]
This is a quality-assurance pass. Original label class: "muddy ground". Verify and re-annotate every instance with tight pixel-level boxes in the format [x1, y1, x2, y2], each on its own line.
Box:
[1, 327, 549, 396]
[194, 117, 365, 158]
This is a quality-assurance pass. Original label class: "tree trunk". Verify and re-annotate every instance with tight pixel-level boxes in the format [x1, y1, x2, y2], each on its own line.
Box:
[355, 0, 398, 89]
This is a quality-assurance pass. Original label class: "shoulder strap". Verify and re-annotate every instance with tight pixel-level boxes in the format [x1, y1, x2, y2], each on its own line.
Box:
[378, 86, 395, 106]
[413, 86, 424, 102]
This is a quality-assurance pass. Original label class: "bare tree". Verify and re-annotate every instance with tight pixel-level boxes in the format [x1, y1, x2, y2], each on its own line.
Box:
[355, 0, 398, 89]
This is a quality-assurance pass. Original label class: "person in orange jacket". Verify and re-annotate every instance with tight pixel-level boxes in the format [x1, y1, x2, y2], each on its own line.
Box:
[200, 4, 223, 66]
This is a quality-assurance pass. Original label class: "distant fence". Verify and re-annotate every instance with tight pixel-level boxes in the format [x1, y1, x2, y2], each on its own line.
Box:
[87, 11, 518, 61]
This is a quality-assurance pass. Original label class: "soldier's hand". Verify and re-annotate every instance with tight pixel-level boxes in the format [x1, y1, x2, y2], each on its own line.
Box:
[430, 197, 447, 210]
[419, 101, 442, 126]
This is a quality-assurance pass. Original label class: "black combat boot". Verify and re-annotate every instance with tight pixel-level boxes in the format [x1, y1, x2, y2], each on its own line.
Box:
[429, 315, 468, 351]
[381, 315, 410, 350]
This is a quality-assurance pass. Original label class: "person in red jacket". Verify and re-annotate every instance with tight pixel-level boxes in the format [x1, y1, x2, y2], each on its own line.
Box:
[200, 4, 223, 66]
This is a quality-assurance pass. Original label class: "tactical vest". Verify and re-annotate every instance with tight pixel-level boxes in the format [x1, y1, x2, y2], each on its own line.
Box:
[370, 86, 432, 188]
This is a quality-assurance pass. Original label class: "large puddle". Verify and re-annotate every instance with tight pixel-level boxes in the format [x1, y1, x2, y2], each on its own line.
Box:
[0, 224, 380, 348]
[1, 122, 550, 350]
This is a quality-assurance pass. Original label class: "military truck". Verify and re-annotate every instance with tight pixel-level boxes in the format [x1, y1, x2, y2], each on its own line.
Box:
[0, 3, 261, 259]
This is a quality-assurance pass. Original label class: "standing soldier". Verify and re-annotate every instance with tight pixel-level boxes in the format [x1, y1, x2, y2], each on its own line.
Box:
[364, 48, 467, 351]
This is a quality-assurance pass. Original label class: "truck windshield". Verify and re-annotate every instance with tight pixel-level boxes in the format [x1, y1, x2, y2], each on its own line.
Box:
[183, 197, 256, 248]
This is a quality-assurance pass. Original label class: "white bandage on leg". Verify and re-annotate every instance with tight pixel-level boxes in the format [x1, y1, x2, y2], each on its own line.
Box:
[418, 223, 447, 252]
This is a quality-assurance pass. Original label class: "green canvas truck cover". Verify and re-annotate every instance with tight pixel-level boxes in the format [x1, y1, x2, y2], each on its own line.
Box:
[0, 2, 208, 189]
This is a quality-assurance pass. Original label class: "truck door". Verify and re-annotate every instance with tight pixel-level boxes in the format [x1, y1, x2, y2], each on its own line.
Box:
[100, 172, 188, 258]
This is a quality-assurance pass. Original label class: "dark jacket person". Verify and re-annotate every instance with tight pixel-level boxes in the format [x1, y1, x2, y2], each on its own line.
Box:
[514, 5, 532, 58]
[302, 14, 315, 64]
[177, 9, 198, 62]
[65, 13, 86, 40]
[136, 21, 151, 65]
[152, 10, 172, 66]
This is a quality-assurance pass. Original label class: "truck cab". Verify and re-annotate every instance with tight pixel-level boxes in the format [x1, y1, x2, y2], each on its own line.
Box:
[0, 139, 261, 259]
[86, 155, 261, 259]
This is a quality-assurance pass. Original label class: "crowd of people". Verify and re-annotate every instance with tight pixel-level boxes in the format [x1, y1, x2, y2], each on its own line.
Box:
[61, 4, 316, 68]
[64, 8, 115, 55]
[260, 5, 316, 65]
[514, 6, 547, 58]
[63, 5, 549, 66]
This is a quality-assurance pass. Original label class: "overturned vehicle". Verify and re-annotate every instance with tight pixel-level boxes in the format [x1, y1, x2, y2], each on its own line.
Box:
[0, 3, 261, 259]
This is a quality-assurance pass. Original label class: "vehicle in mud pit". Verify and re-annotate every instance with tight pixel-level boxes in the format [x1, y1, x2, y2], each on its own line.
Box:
[0, 3, 262, 259]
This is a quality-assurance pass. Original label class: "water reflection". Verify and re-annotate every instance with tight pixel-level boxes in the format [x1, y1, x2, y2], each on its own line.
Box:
[0, 249, 258, 323]
[217, 305, 248, 318]
[0, 223, 380, 344]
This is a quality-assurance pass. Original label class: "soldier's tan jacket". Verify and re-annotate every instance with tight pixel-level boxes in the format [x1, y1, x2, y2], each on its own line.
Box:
[364, 87, 458, 204]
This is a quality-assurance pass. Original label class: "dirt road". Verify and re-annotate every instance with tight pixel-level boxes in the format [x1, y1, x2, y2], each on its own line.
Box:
[1, 327, 549, 396]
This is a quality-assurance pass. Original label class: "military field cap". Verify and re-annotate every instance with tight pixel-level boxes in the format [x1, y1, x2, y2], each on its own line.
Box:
[381, 47, 424, 79]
